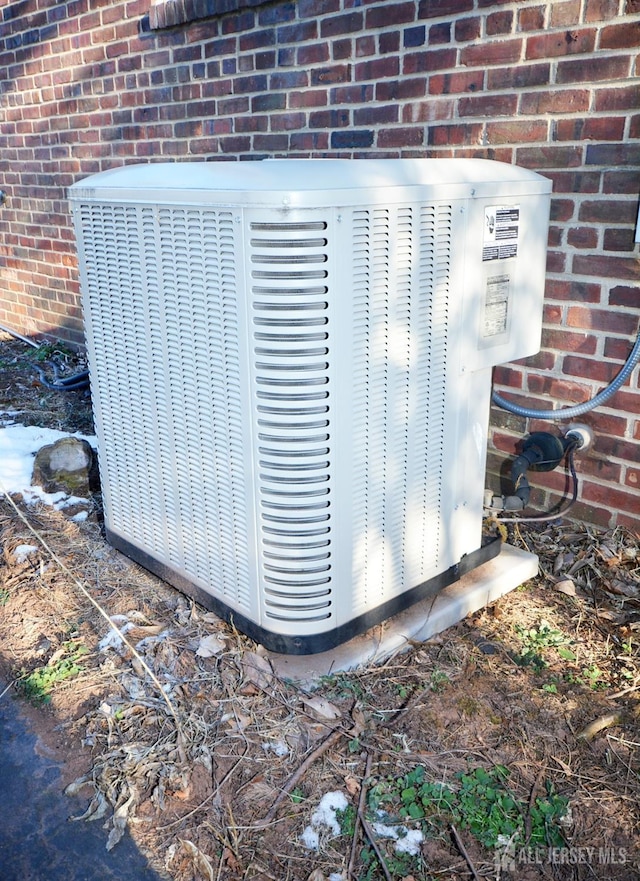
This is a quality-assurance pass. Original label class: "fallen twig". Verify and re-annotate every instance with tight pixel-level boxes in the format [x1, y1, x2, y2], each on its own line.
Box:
[576, 712, 623, 742]
[450, 823, 481, 881]
[360, 814, 393, 881]
[254, 726, 347, 828]
[0, 484, 187, 761]
[348, 752, 373, 880]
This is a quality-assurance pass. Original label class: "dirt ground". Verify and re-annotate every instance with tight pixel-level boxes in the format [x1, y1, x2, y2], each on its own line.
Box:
[0, 332, 639, 881]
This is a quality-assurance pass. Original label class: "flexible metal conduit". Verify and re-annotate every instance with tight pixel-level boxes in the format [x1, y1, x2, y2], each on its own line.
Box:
[493, 325, 640, 421]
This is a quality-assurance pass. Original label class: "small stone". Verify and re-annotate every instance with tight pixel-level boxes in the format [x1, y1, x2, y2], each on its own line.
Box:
[31, 437, 98, 495]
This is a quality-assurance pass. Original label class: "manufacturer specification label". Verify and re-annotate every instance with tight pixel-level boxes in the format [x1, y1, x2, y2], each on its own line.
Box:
[483, 275, 510, 338]
[482, 205, 520, 261]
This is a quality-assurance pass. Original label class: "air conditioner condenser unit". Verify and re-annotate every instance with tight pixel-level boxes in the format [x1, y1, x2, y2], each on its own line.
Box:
[69, 158, 551, 654]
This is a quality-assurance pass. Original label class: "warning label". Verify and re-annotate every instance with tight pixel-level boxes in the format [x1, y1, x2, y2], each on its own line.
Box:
[483, 206, 520, 261]
[483, 275, 510, 338]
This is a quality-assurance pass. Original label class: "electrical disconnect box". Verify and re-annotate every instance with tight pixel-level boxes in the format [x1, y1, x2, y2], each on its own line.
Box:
[69, 158, 551, 654]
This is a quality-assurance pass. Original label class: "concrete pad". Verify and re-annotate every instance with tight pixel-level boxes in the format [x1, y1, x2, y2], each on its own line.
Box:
[268, 543, 538, 686]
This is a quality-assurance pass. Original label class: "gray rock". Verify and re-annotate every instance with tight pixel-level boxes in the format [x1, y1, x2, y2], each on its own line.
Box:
[31, 437, 97, 496]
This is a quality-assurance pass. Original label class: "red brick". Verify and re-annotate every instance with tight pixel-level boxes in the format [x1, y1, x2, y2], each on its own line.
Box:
[581, 481, 640, 514]
[585, 0, 621, 20]
[429, 70, 484, 95]
[379, 32, 400, 54]
[487, 63, 550, 89]
[603, 170, 640, 195]
[578, 200, 637, 224]
[550, 0, 581, 26]
[520, 89, 590, 114]
[454, 17, 481, 41]
[567, 227, 598, 249]
[310, 64, 350, 86]
[354, 104, 398, 125]
[460, 38, 523, 67]
[541, 328, 597, 354]
[320, 11, 362, 37]
[587, 142, 640, 166]
[366, 2, 414, 28]
[555, 116, 626, 141]
[516, 145, 582, 168]
[377, 127, 423, 148]
[625, 468, 640, 491]
[427, 122, 482, 146]
[567, 306, 639, 335]
[609, 285, 640, 308]
[376, 79, 425, 101]
[485, 120, 548, 144]
[428, 23, 450, 44]
[270, 112, 306, 132]
[594, 86, 640, 112]
[543, 304, 564, 324]
[527, 374, 594, 402]
[557, 54, 631, 83]
[458, 93, 517, 117]
[604, 229, 637, 252]
[405, 99, 455, 122]
[418, 0, 473, 15]
[600, 20, 640, 49]
[403, 48, 457, 74]
[354, 35, 374, 57]
[526, 29, 596, 60]
[297, 43, 330, 65]
[573, 255, 640, 282]
[355, 57, 400, 81]
[518, 6, 546, 31]
[289, 90, 327, 109]
[492, 365, 524, 388]
[562, 353, 629, 384]
[486, 10, 513, 35]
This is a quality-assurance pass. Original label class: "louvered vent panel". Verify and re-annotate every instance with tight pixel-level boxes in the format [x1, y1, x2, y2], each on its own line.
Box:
[155, 207, 252, 610]
[351, 205, 452, 613]
[80, 203, 167, 551]
[81, 203, 252, 612]
[249, 220, 334, 624]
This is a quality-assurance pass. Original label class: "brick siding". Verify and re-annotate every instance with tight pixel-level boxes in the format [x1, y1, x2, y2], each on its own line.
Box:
[0, 0, 639, 532]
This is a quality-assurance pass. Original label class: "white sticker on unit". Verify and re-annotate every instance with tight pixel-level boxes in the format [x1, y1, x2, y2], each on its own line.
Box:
[483, 275, 510, 338]
[482, 205, 520, 261]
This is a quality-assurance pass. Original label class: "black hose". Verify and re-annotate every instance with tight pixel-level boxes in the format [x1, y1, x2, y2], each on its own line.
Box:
[491, 442, 580, 523]
[36, 361, 90, 391]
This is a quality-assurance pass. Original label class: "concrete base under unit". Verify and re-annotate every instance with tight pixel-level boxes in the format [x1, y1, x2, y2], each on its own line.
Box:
[267, 543, 539, 686]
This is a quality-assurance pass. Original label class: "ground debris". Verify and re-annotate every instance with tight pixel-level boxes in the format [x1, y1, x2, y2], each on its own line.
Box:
[1, 426, 640, 880]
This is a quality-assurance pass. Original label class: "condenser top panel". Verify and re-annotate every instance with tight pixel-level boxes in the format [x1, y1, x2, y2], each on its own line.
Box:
[68, 158, 551, 208]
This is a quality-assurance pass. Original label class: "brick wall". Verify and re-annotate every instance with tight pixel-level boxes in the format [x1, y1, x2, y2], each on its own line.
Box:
[0, 0, 639, 532]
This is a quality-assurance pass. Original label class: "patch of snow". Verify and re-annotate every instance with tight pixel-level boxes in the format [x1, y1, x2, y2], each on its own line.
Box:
[0, 424, 97, 506]
[71, 510, 89, 523]
[372, 820, 424, 856]
[12, 543, 39, 563]
[98, 616, 134, 651]
[262, 739, 289, 757]
[300, 826, 319, 851]
[301, 790, 349, 851]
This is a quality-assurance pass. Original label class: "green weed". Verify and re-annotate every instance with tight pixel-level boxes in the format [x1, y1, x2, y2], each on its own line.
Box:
[18, 639, 87, 704]
[369, 764, 568, 852]
[513, 620, 575, 671]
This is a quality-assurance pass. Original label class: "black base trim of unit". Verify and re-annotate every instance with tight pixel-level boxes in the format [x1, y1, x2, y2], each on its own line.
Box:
[105, 530, 502, 656]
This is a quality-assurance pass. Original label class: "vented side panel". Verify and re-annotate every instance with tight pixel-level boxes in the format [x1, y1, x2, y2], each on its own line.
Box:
[248, 217, 335, 627]
[77, 202, 253, 613]
[351, 204, 452, 615]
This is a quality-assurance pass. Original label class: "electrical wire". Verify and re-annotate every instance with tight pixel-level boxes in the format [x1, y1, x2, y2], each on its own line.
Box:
[492, 322, 640, 421]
